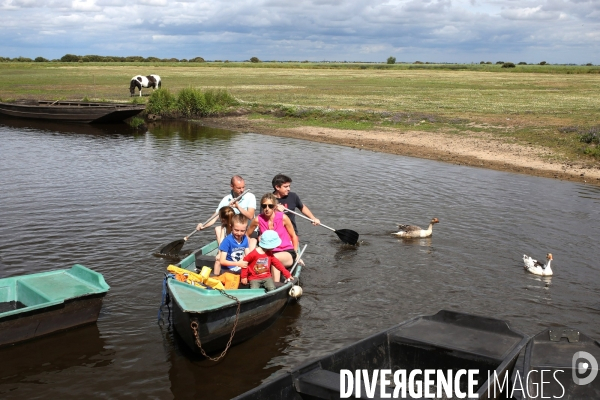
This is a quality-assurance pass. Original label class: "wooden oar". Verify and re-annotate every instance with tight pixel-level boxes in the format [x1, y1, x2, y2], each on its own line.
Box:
[283, 207, 359, 245]
[158, 189, 250, 255]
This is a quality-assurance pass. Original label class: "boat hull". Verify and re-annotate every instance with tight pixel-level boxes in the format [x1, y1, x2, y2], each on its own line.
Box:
[170, 282, 293, 354]
[0, 100, 145, 123]
[0, 294, 106, 347]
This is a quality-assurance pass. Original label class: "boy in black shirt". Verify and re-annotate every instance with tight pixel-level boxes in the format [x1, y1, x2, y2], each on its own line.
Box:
[271, 174, 321, 235]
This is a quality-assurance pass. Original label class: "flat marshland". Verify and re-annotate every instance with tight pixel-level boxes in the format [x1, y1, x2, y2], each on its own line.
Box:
[1, 62, 599, 184]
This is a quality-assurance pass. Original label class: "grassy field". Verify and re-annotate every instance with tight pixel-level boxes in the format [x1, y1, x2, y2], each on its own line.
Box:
[1, 62, 599, 162]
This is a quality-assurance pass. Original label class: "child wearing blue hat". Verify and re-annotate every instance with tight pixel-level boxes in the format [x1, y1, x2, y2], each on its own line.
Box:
[242, 230, 294, 292]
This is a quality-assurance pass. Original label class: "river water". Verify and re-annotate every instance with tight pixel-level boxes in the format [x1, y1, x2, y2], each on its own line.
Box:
[0, 118, 599, 399]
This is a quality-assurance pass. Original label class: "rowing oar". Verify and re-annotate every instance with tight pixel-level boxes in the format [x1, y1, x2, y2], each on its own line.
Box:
[158, 189, 250, 255]
[283, 207, 359, 245]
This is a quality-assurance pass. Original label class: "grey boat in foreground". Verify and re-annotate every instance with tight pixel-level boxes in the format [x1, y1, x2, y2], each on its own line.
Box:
[233, 310, 529, 400]
[0, 100, 145, 123]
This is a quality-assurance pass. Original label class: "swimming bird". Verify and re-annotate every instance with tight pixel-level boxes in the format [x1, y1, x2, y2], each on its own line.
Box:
[393, 218, 439, 238]
[523, 253, 553, 276]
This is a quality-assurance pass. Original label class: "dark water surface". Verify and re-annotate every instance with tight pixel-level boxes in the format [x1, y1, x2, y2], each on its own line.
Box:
[1, 118, 599, 399]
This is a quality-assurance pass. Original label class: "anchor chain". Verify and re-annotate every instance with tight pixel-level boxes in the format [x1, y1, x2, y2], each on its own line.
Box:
[191, 288, 241, 361]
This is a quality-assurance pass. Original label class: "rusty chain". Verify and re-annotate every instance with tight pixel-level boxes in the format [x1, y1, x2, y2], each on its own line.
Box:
[190, 288, 241, 361]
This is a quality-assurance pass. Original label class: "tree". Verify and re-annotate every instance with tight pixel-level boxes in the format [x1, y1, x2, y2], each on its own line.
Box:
[387, 56, 396, 65]
[61, 54, 80, 62]
[250, 57, 260, 63]
[539, 61, 547, 65]
[34, 57, 48, 62]
[190, 57, 205, 62]
[501, 62, 515, 68]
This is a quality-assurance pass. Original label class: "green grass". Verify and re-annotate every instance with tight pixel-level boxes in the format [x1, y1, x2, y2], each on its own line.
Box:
[1, 62, 599, 164]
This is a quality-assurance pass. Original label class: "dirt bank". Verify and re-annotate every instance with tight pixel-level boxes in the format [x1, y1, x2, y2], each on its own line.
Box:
[199, 115, 600, 186]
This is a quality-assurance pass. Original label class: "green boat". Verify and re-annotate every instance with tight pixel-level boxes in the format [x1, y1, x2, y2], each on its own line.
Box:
[163, 240, 304, 356]
[0, 264, 110, 347]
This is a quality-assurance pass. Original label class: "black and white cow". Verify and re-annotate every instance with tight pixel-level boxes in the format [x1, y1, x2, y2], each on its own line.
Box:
[129, 74, 161, 96]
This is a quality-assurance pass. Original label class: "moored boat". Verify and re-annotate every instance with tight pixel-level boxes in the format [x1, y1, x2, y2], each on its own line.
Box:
[163, 240, 304, 356]
[233, 310, 529, 400]
[0, 100, 145, 123]
[520, 326, 600, 399]
[0, 264, 110, 347]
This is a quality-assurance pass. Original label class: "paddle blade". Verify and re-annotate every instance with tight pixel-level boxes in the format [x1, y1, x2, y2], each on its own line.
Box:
[159, 239, 185, 255]
[335, 229, 359, 245]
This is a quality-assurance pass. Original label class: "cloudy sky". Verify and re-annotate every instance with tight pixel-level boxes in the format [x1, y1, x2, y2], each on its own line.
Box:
[1, 0, 598, 64]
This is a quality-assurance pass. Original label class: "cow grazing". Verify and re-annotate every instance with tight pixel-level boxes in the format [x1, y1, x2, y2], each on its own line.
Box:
[129, 74, 162, 97]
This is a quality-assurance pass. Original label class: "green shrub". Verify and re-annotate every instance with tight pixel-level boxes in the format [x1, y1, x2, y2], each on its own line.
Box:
[539, 61, 547, 65]
[502, 62, 516, 68]
[190, 57, 205, 62]
[147, 88, 177, 115]
[250, 57, 260, 63]
[518, 62, 527, 65]
[387, 56, 396, 65]
[177, 87, 206, 117]
[34, 57, 48, 62]
[128, 116, 145, 129]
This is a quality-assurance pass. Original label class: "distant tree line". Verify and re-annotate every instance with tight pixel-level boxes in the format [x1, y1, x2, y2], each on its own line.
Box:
[0, 54, 208, 63]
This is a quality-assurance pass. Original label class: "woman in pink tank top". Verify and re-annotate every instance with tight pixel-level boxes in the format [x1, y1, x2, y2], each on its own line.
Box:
[246, 193, 299, 282]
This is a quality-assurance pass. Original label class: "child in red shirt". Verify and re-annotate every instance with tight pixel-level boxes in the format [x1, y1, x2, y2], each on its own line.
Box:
[242, 230, 294, 291]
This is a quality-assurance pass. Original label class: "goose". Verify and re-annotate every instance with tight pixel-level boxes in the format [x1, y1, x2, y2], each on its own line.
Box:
[523, 253, 553, 276]
[393, 218, 439, 238]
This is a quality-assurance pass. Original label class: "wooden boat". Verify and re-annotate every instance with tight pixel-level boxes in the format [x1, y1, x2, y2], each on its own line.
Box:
[0, 100, 145, 123]
[164, 240, 303, 355]
[233, 310, 529, 400]
[520, 327, 600, 399]
[0, 264, 110, 347]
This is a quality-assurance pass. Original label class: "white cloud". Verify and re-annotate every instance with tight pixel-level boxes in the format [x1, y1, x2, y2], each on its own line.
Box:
[0, 0, 598, 63]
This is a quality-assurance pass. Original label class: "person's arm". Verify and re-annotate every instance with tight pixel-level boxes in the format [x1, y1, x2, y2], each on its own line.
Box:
[300, 205, 320, 226]
[283, 215, 299, 252]
[233, 192, 256, 221]
[235, 204, 255, 221]
[219, 251, 248, 268]
[246, 218, 259, 238]
[197, 196, 229, 230]
[241, 253, 251, 285]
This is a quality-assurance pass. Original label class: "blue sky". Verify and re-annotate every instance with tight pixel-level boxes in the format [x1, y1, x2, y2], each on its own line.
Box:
[1, 0, 598, 64]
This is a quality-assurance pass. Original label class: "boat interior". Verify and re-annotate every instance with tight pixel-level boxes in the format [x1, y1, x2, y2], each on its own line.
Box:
[0, 265, 109, 317]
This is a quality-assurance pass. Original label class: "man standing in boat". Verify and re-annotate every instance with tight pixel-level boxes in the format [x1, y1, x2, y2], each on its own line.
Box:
[196, 175, 256, 235]
[272, 174, 320, 234]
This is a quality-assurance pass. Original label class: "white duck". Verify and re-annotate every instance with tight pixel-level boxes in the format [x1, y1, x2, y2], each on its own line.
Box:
[523, 253, 553, 276]
[393, 218, 439, 238]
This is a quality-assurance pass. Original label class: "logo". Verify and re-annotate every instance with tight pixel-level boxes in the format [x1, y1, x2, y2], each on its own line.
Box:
[572, 351, 598, 386]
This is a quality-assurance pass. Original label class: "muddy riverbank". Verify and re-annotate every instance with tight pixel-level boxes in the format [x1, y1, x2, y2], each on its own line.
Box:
[197, 115, 600, 186]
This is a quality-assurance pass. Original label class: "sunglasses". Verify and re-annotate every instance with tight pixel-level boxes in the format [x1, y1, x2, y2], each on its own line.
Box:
[261, 203, 275, 209]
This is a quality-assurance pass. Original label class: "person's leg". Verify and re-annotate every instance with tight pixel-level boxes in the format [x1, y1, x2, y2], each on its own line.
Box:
[213, 251, 222, 275]
[272, 251, 293, 282]
[264, 278, 276, 292]
[250, 279, 260, 289]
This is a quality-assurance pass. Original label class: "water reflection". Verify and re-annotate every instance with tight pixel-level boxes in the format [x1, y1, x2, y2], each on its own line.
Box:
[0, 324, 113, 396]
[0, 115, 134, 137]
[163, 303, 302, 400]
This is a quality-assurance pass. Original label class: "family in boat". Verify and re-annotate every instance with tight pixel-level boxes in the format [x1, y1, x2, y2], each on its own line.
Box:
[194, 174, 320, 291]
